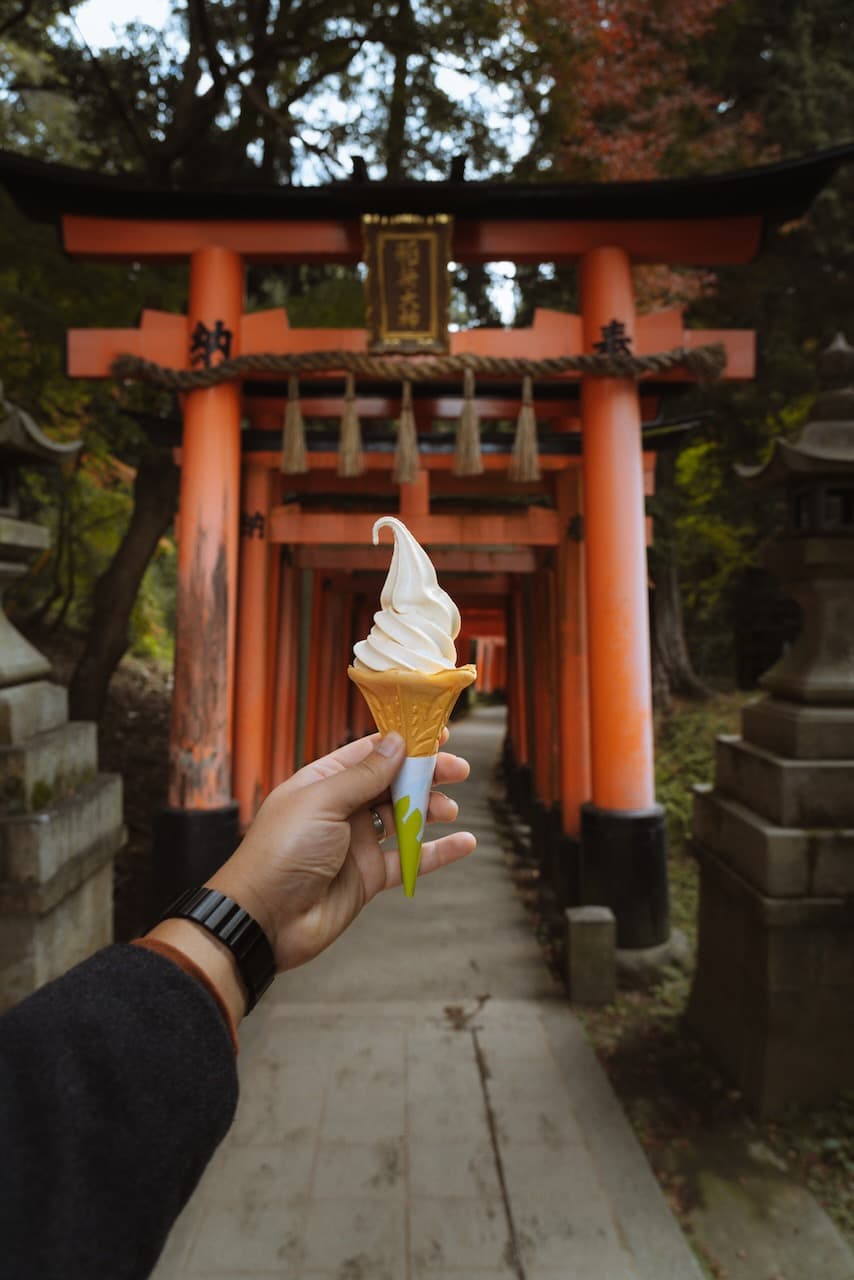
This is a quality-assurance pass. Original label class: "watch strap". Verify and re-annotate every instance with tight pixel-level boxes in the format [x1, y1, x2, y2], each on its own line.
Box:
[157, 887, 275, 1013]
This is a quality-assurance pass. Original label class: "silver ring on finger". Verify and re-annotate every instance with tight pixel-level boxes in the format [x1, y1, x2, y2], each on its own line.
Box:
[370, 807, 387, 841]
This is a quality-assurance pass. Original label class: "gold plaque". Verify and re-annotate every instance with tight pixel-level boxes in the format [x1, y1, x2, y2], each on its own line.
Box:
[362, 214, 452, 353]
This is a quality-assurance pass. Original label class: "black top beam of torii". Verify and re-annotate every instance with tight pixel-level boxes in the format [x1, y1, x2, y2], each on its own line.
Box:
[0, 144, 852, 228]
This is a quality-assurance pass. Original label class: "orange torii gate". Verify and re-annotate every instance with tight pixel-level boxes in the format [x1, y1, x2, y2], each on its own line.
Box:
[2, 145, 849, 949]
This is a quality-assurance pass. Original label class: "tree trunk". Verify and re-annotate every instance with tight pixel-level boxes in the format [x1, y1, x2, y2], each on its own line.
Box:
[385, 0, 412, 180]
[650, 553, 709, 706]
[68, 452, 179, 723]
[649, 449, 709, 708]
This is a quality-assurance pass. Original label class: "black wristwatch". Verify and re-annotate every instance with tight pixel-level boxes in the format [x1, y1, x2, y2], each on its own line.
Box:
[157, 887, 276, 1013]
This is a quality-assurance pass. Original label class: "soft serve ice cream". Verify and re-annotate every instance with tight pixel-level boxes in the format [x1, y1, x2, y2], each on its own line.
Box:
[348, 517, 476, 896]
[353, 516, 460, 673]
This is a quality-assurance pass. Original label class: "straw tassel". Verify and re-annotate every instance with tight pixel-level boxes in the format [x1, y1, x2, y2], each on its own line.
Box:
[393, 380, 419, 484]
[337, 373, 364, 477]
[281, 376, 308, 474]
[509, 375, 540, 482]
[453, 367, 483, 476]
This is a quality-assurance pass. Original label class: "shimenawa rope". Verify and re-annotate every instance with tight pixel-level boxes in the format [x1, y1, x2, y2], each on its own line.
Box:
[110, 343, 727, 390]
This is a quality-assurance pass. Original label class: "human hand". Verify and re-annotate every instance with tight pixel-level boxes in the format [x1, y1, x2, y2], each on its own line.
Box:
[206, 731, 475, 973]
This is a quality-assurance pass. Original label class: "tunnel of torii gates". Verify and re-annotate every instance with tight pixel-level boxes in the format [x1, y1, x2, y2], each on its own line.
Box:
[1, 145, 850, 950]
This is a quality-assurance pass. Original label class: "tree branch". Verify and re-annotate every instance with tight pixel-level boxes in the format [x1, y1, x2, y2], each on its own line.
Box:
[187, 0, 225, 87]
[292, 131, 348, 174]
[61, 5, 151, 173]
[154, 82, 223, 170]
[386, 0, 413, 180]
[278, 45, 364, 109]
[8, 80, 70, 94]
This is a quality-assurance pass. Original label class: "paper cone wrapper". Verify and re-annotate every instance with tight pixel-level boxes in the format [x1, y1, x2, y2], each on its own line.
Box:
[390, 755, 436, 896]
[347, 664, 477, 896]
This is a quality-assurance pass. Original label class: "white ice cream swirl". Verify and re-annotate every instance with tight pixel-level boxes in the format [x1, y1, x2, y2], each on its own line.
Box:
[353, 517, 460, 673]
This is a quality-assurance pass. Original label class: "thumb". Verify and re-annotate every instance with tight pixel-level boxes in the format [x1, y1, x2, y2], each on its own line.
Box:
[310, 732, 406, 817]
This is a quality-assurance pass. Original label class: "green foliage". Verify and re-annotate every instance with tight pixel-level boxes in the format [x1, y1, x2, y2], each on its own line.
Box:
[655, 695, 744, 870]
[673, 440, 756, 623]
[12, 446, 177, 665]
[653, 694, 746, 938]
[0, 189, 182, 655]
[251, 267, 366, 328]
[652, 389, 813, 683]
[128, 535, 177, 666]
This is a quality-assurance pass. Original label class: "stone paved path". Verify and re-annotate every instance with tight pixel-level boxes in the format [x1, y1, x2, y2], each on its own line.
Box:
[153, 706, 702, 1280]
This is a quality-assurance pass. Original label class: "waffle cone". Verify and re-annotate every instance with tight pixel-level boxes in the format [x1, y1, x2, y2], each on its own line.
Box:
[347, 664, 477, 757]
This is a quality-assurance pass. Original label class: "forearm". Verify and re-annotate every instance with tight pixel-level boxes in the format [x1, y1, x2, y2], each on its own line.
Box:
[144, 862, 280, 1036]
[0, 945, 238, 1280]
[143, 917, 248, 1033]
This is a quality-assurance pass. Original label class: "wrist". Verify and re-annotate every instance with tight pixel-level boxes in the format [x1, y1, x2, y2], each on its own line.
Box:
[155, 884, 277, 1014]
[205, 859, 279, 961]
[145, 917, 248, 1029]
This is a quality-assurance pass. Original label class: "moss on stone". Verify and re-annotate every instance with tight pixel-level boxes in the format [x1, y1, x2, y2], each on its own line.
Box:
[30, 780, 53, 811]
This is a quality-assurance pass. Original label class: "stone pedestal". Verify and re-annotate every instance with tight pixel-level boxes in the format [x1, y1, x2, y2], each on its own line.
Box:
[688, 702, 854, 1115]
[0, 679, 125, 1011]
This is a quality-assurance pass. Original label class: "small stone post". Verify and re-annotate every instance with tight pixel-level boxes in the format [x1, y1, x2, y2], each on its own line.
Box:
[0, 386, 125, 1011]
[565, 905, 617, 1004]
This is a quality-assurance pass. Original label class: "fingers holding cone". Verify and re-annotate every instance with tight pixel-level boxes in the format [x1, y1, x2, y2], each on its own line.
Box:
[285, 728, 467, 793]
[381, 830, 477, 892]
[369, 789, 459, 841]
[349, 781, 473, 901]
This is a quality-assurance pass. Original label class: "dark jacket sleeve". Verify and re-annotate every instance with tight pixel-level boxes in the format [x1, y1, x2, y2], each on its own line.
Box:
[0, 943, 239, 1280]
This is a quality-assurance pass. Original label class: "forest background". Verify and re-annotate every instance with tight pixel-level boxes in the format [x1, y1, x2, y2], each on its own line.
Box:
[1, 0, 853, 718]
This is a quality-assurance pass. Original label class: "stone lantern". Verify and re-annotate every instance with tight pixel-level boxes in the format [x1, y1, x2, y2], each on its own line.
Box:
[751, 334, 854, 713]
[688, 336, 854, 1115]
[0, 385, 125, 1012]
[0, 384, 82, 687]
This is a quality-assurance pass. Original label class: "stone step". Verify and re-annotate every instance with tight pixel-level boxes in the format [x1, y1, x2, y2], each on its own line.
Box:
[0, 773, 123, 892]
[692, 783, 854, 897]
[0, 720, 98, 816]
[742, 696, 854, 760]
[0, 681, 68, 746]
[0, 854, 118, 1014]
[714, 734, 854, 828]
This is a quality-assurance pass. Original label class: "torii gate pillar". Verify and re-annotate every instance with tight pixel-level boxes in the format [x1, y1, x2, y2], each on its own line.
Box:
[153, 246, 243, 907]
[579, 246, 669, 948]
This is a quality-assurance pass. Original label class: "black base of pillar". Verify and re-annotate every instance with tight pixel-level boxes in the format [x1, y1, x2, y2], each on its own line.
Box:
[530, 799, 552, 870]
[580, 802, 669, 949]
[150, 802, 241, 920]
[510, 763, 534, 820]
[532, 802, 572, 917]
[553, 833, 582, 912]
